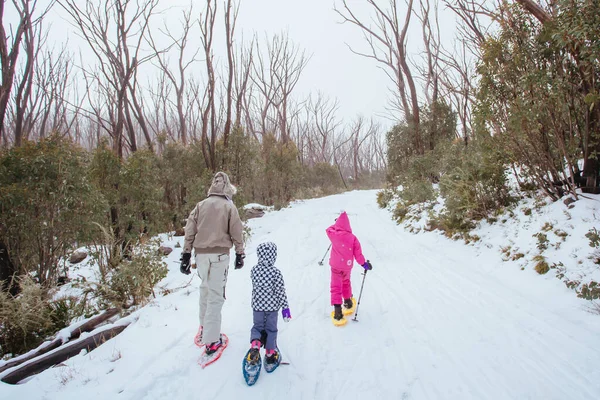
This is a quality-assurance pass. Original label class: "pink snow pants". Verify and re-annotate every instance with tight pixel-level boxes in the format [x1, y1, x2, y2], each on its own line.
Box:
[330, 267, 352, 305]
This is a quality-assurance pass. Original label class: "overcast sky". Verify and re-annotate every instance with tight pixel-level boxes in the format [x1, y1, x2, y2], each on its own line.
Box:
[7, 0, 459, 130]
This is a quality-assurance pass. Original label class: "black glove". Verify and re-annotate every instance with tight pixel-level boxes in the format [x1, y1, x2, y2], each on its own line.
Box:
[362, 260, 373, 271]
[235, 253, 245, 269]
[180, 253, 192, 275]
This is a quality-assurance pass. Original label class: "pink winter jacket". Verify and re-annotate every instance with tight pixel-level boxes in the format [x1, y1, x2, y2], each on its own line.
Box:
[326, 212, 366, 271]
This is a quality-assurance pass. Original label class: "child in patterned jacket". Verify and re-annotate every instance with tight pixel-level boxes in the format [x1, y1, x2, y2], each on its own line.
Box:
[247, 242, 291, 367]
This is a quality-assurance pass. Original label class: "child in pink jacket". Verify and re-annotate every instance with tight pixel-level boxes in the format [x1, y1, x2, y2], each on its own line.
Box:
[326, 211, 372, 322]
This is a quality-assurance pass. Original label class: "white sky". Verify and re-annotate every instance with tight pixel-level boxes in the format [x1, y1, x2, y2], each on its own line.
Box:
[6, 0, 460, 130]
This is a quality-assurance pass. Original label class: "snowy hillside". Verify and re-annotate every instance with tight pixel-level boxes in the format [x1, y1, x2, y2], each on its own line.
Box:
[1, 190, 599, 399]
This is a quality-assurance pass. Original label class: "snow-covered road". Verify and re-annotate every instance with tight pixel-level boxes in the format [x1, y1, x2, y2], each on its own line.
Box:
[3, 190, 599, 400]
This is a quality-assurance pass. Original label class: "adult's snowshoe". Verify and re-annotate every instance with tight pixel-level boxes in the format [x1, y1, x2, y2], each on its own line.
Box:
[193, 325, 203, 348]
[198, 333, 228, 368]
[242, 347, 262, 386]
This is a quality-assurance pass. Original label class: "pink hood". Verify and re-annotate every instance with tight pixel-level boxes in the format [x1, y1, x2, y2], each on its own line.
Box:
[326, 212, 365, 270]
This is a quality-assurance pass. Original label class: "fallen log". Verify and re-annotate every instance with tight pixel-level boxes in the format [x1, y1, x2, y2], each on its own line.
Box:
[70, 308, 119, 340]
[1, 324, 128, 384]
[0, 308, 120, 375]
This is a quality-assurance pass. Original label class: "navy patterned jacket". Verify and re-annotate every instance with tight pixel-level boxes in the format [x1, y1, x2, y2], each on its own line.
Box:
[251, 242, 289, 312]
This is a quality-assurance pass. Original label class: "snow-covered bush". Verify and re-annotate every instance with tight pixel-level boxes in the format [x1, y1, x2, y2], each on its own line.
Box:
[376, 189, 394, 209]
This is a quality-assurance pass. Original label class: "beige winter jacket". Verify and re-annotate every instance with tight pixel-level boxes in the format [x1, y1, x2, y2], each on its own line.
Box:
[183, 172, 245, 255]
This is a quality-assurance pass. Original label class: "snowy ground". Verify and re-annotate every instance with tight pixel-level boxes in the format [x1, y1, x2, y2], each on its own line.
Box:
[1, 190, 599, 400]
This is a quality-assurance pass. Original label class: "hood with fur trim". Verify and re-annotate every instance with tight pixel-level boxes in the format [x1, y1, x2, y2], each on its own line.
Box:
[207, 171, 237, 200]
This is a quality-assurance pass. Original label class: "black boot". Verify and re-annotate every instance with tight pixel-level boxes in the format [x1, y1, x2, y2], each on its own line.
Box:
[246, 347, 260, 365]
[265, 349, 279, 365]
[343, 298, 353, 309]
[333, 304, 343, 320]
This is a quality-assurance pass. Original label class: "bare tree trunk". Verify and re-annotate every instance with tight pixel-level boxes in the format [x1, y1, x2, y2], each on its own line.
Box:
[251, 32, 308, 143]
[234, 40, 253, 129]
[0, 0, 51, 146]
[514, 0, 551, 23]
[58, 0, 159, 157]
[200, 0, 217, 170]
[335, 0, 422, 154]
[222, 0, 239, 165]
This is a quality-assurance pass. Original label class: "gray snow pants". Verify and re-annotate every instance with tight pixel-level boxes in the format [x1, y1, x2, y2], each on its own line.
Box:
[251, 310, 278, 350]
[196, 252, 229, 345]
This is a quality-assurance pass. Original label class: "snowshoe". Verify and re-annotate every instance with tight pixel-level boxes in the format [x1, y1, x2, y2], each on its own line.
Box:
[342, 297, 356, 316]
[331, 304, 346, 326]
[331, 305, 347, 326]
[264, 348, 281, 373]
[331, 311, 347, 326]
[242, 347, 262, 386]
[198, 333, 229, 368]
[193, 325, 204, 348]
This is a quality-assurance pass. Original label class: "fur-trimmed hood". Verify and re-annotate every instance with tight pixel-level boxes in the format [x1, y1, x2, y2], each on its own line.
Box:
[207, 171, 237, 200]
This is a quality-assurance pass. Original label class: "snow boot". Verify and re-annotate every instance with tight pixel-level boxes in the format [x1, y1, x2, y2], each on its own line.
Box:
[264, 348, 281, 373]
[246, 347, 261, 365]
[265, 349, 279, 365]
[343, 298, 353, 309]
[342, 297, 356, 315]
[205, 336, 223, 356]
[333, 304, 343, 320]
[331, 304, 347, 326]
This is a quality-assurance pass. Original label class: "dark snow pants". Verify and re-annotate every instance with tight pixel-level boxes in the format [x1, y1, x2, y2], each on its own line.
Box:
[251, 310, 278, 350]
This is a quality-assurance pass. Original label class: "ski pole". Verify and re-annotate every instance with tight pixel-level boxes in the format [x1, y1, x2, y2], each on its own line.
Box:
[352, 269, 368, 322]
[318, 244, 332, 266]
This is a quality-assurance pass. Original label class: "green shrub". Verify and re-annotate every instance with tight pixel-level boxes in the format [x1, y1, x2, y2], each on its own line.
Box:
[376, 189, 394, 209]
[89, 145, 168, 247]
[431, 212, 476, 237]
[585, 228, 600, 248]
[0, 135, 107, 285]
[81, 240, 168, 309]
[392, 203, 409, 222]
[157, 142, 208, 230]
[578, 281, 600, 300]
[439, 137, 513, 222]
[302, 162, 342, 195]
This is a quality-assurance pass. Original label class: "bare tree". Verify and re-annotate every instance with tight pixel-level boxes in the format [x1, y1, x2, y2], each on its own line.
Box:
[251, 32, 309, 143]
[438, 41, 476, 143]
[148, 5, 199, 145]
[233, 37, 254, 136]
[335, 0, 422, 154]
[0, 0, 54, 146]
[443, 0, 498, 54]
[349, 116, 379, 180]
[308, 92, 340, 164]
[199, 0, 217, 169]
[34, 44, 76, 140]
[416, 0, 441, 106]
[58, 0, 159, 158]
[222, 0, 239, 161]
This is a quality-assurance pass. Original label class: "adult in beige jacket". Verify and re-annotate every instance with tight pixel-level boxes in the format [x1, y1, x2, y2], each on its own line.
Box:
[180, 171, 245, 355]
